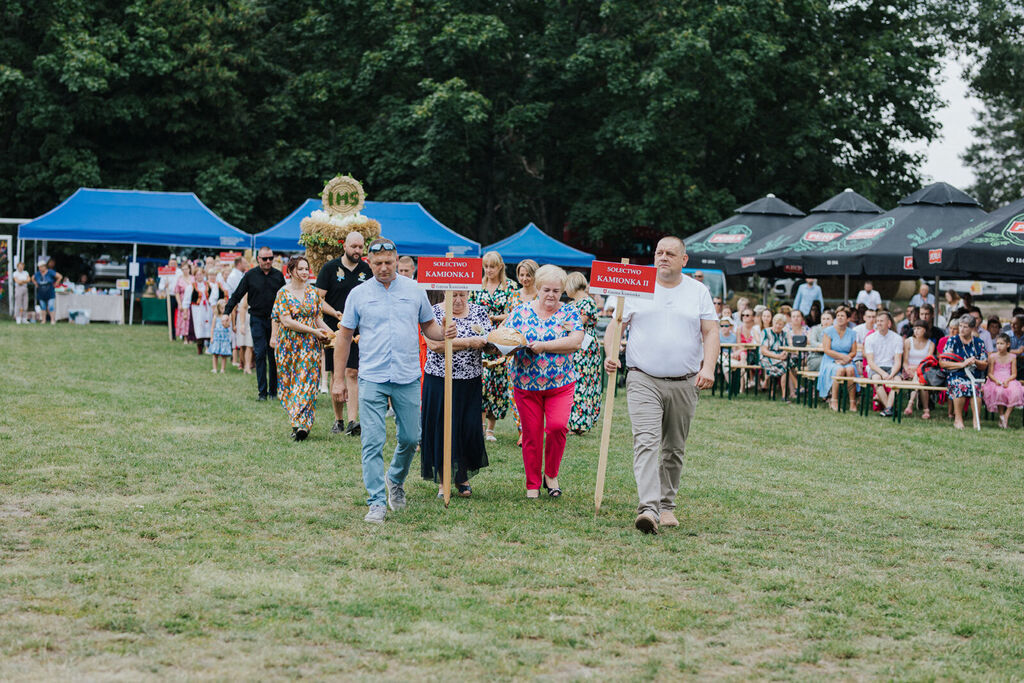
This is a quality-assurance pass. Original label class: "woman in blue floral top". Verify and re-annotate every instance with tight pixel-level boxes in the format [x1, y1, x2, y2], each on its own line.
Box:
[502, 264, 584, 498]
[940, 314, 989, 430]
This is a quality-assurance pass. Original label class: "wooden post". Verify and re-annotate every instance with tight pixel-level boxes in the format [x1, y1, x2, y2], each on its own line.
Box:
[166, 294, 173, 341]
[442, 253, 455, 507]
[594, 257, 629, 515]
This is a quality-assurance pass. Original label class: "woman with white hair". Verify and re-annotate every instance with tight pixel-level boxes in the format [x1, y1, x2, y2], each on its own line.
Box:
[502, 264, 584, 498]
[565, 271, 602, 434]
[468, 251, 520, 441]
[941, 314, 989, 430]
[759, 312, 790, 399]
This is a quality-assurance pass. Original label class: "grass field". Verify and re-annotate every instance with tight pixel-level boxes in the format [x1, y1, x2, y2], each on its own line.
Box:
[2, 322, 1023, 679]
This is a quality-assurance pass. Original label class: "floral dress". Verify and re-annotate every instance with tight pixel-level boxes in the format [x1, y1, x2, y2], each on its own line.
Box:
[272, 284, 323, 431]
[760, 328, 788, 377]
[944, 335, 988, 399]
[568, 296, 602, 433]
[469, 279, 520, 420]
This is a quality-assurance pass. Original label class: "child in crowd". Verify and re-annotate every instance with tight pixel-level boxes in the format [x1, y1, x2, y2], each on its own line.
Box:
[207, 300, 234, 373]
[983, 333, 1023, 429]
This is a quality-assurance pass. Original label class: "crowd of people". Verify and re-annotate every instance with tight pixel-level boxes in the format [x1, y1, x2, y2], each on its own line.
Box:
[715, 278, 1024, 430]
[12, 258, 65, 324]
[149, 244, 1020, 532]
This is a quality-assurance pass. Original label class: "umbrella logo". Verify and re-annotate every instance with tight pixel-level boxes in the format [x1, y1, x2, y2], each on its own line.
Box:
[689, 225, 752, 254]
[972, 213, 1024, 248]
[903, 256, 914, 270]
[778, 221, 849, 254]
[823, 217, 895, 253]
[928, 249, 943, 264]
[740, 257, 756, 268]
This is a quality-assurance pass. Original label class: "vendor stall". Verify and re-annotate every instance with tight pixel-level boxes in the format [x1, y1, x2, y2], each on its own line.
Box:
[55, 291, 124, 324]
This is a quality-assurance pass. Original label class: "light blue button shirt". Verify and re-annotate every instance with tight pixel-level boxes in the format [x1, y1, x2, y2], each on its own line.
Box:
[341, 274, 434, 384]
[792, 283, 824, 315]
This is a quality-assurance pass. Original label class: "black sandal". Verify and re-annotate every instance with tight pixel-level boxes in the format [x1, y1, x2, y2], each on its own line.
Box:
[543, 477, 562, 498]
[456, 483, 472, 497]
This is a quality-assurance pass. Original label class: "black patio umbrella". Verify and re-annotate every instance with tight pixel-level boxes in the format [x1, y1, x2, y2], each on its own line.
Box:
[684, 194, 804, 272]
[723, 189, 884, 276]
[912, 197, 1024, 280]
[798, 182, 988, 277]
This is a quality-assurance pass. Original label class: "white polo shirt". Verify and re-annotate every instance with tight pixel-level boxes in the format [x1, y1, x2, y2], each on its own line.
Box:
[864, 329, 903, 369]
[622, 275, 716, 378]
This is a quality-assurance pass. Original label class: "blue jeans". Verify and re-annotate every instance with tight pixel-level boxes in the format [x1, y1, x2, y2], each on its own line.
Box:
[250, 316, 277, 398]
[358, 379, 421, 507]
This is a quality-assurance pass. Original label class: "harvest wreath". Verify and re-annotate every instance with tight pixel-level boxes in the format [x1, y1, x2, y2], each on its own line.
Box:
[299, 175, 381, 274]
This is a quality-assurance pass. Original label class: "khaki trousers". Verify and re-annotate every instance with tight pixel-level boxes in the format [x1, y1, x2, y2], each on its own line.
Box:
[626, 370, 699, 519]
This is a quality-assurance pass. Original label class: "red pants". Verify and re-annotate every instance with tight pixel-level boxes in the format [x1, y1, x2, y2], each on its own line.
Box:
[513, 383, 575, 490]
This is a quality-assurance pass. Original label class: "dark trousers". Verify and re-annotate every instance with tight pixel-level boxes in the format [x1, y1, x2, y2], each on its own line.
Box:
[169, 296, 179, 338]
[250, 316, 278, 398]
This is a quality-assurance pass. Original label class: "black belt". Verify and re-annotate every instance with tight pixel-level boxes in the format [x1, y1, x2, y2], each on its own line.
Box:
[627, 367, 697, 382]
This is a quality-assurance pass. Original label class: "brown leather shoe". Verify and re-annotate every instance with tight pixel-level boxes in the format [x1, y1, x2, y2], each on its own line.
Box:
[660, 510, 679, 527]
[634, 512, 659, 535]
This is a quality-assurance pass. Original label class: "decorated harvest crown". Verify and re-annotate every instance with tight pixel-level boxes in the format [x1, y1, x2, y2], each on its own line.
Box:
[299, 175, 382, 274]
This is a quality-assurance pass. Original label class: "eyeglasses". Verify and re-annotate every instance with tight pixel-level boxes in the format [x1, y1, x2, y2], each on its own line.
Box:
[259, 256, 273, 262]
[368, 242, 396, 253]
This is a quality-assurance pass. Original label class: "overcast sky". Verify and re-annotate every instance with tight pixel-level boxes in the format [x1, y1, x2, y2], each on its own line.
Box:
[908, 57, 981, 190]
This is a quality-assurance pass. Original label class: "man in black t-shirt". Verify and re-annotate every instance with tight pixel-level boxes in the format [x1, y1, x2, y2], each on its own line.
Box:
[316, 231, 373, 435]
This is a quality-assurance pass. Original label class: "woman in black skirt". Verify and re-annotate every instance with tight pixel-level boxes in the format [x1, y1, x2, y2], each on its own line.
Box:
[421, 290, 492, 497]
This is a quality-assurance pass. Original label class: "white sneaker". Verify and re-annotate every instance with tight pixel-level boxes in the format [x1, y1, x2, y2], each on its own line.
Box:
[363, 505, 386, 524]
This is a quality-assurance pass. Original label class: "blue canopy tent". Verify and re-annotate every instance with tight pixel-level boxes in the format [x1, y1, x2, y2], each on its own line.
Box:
[254, 199, 481, 256]
[18, 188, 253, 323]
[483, 223, 595, 268]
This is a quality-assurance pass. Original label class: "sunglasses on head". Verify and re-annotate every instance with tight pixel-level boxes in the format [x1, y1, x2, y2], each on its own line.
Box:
[368, 242, 396, 253]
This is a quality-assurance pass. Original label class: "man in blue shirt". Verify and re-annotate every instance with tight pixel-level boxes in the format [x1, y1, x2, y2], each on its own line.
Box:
[32, 260, 64, 324]
[909, 283, 936, 307]
[331, 238, 455, 524]
[792, 278, 824, 316]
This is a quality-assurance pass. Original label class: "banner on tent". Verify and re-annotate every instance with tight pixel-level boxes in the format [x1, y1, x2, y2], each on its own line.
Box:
[417, 256, 483, 291]
[589, 261, 656, 299]
[219, 251, 242, 264]
[158, 266, 177, 276]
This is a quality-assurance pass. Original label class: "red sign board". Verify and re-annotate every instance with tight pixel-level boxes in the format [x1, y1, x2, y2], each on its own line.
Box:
[903, 256, 914, 270]
[158, 266, 177, 276]
[709, 233, 745, 244]
[928, 249, 943, 264]
[783, 264, 804, 274]
[740, 256, 756, 268]
[804, 231, 842, 243]
[417, 256, 483, 291]
[1008, 221, 1024, 234]
[589, 261, 657, 299]
[219, 251, 242, 264]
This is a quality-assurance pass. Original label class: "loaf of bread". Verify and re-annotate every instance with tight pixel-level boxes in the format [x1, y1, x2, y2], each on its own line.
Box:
[487, 327, 527, 347]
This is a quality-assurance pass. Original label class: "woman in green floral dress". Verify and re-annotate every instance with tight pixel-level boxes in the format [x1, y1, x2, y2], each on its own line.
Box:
[565, 272, 602, 434]
[469, 251, 520, 441]
[759, 312, 791, 400]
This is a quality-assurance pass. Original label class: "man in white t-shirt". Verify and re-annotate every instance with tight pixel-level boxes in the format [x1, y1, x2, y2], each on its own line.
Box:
[855, 280, 882, 310]
[852, 308, 877, 369]
[604, 236, 719, 535]
[864, 311, 903, 417]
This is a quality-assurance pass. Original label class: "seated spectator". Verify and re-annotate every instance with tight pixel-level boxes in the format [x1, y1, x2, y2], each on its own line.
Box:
[864, 311, 903, 417]
[1009, 314, 1024, 374]
[910, 283, 936, 307]
[856, 280, 882, 310]
[760, 313, 790, 398]
[897, 304, 918, 337]
[807, 300, 822, 327]
[719, 318, 737, 344]
[943, 289, 961, 321]
[902, 320, 935, 419]
[940, 315, 989, 430]
[983, 333, 1024, 429]
[967, 307, 992, 351]
[817, 306, 858, 411]
[918, 304, 945, 348]
[721, 304, 733, 324]
[852, 308, 877, 374]
[806, 309, 833, 372]
[731, 297, 751, 326]
[753, 307, 773, 345]
[986, 317, 1002, 353]
[1004, 307, 1024, 334]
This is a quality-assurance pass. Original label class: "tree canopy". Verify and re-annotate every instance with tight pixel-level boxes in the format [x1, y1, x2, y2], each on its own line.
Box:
[1, 0, 955, 245]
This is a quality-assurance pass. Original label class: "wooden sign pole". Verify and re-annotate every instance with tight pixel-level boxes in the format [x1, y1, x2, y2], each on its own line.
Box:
[166, 295, 173, 341]
[594, 257, 629, 515]
[442, 253, 455, 507]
